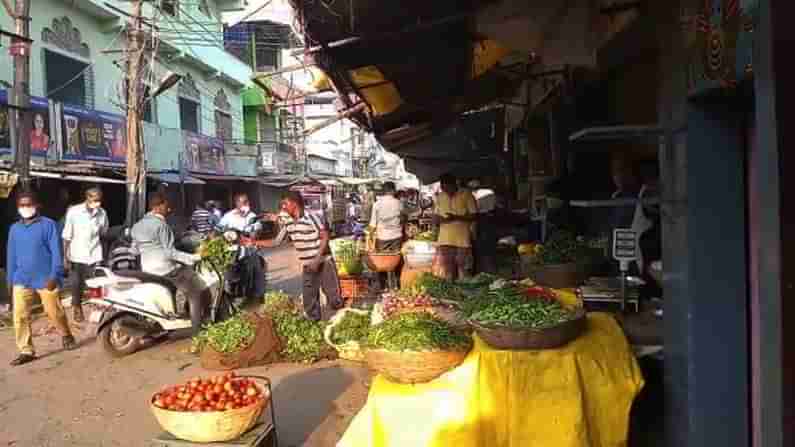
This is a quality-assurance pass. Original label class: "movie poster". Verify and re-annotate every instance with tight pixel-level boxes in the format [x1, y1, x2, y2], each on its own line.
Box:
[28, 97, 51, 157]
[98, 112, 126, 162]
[62, 104, 106, 161]
[0, 105, 9, 156]
[0, 90, 51, 158]
[183, 131, 226, 175]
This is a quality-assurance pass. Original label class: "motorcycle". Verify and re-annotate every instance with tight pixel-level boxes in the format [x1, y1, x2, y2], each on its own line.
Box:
[85, 231, 244, 358]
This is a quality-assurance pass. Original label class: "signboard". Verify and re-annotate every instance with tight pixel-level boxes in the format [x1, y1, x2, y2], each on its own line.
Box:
[62, 104, 127, 163]
[183, 131, 226, 175]
[612, 228, 638, 262]
[0, 90, 51, 158]
[261, 151, 274, 170]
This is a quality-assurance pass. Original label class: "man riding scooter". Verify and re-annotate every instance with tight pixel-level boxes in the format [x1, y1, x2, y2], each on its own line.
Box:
[130, 193, 207, 335]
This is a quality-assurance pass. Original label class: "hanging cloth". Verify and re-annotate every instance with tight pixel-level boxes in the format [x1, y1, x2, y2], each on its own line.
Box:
[630, 185, 653, 273]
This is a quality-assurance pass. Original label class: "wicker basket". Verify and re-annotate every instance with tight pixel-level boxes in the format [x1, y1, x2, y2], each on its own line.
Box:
[525, 262, 585, 288]
[469, 307, 588, 350]
[365, 252, 402, 273]
[150, 383, 269, 443]
[340, 276, 370, 302]
[324, 308, 370, 362]
[365, 346, 472, 384]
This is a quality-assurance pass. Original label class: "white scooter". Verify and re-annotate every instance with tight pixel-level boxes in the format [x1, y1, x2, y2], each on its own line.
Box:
[85, 234, 240, 357]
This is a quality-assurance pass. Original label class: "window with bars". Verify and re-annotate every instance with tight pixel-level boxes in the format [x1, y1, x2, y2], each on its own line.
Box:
[179, 97, 200, 133]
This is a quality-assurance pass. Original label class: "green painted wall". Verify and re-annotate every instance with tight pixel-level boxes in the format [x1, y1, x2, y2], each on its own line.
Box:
[0, 0, 257, 176]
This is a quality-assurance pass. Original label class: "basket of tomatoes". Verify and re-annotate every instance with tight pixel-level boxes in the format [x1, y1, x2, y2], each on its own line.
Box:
[150, 372, 271, 443]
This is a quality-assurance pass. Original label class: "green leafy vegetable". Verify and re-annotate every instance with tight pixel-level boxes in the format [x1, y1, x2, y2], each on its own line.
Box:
[263, 291, 329, 362]
[328, 311, 370, 345]
[366, 312, 471, 352]
[192, 313, 255, 354]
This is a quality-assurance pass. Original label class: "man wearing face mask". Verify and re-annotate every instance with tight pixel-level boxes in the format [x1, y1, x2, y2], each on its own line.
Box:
[8, 191, 77, 366]
[62, 187, 109, 322]
[131, 193, 206, 335]
[219, 193, 261, 235]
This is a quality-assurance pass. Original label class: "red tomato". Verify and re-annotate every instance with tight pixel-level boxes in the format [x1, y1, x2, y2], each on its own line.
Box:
[164, 395, 176, 406]
[223, 382, 234, 392]
[215, 401, 225, 411]
[213, 384, 224, 394]
[204, 391, 215, 402]
[225, 402, 235, 411]
[246, 387, 258, 397]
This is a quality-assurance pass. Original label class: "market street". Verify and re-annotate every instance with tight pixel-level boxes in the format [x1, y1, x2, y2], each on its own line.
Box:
[0, 245, 371, 447]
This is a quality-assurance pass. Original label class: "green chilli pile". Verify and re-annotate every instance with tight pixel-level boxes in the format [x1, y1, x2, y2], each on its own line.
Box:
[409, 273, 466, 301]
[366, 313, 472, 352]
[464, 286, 575, 329]
[192, 313, 255, 354]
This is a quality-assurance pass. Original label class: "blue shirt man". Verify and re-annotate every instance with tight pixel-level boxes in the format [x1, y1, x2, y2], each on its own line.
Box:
[7, 190, 75, 366]
[7, 210, 64, 290]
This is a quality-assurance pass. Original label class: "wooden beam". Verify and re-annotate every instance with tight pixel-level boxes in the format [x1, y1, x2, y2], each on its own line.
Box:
[302, 102, 366, 137]
[291, 11, 475, 57]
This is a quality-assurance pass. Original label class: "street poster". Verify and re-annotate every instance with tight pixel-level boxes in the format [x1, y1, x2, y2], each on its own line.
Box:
[0, 90, 50, 158]
[62, 105, 127, 163]
[183, 131, 226, 175]
[98, 111, 127, 163]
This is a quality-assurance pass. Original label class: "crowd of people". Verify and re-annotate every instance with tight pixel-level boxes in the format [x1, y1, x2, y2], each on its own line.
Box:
[1, 175, 503, 367]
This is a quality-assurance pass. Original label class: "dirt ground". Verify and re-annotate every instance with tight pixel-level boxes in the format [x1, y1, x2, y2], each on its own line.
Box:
[0, 245, 372, 447]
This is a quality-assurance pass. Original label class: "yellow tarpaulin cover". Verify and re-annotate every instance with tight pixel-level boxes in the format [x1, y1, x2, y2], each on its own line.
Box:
[338, 311, 644, 447]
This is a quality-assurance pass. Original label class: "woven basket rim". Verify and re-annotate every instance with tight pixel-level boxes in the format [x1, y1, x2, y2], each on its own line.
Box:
[468, 307, 587, 331]
[364, 344, 472, 355]
[149, 393, 268, 414]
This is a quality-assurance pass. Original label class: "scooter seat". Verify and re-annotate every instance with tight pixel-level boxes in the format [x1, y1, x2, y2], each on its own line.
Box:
[114, 270, 178, 297]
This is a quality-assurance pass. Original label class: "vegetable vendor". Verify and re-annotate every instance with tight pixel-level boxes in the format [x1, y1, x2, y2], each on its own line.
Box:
[369, 181, 406, 289]
[432, 173, 478, 280]
[262, 192, 343, 321]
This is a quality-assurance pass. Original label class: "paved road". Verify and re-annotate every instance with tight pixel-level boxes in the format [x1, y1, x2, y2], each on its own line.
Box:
[0, 246, 370, 447]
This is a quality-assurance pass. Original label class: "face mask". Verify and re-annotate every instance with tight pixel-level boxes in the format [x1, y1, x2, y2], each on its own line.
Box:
[240, 206, 250, 214]
[18, 207, 36, 219]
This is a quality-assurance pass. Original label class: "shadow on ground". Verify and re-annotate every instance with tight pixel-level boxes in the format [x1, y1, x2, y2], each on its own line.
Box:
[274, 365, 355, 447]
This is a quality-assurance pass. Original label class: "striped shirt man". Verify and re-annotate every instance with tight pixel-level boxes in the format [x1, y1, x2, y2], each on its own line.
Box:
[284, 212, 325, 267]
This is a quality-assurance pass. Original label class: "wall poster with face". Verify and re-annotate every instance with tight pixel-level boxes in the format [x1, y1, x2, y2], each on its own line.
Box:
[183, 131, 226, 175]
[98, 111, 127, 163]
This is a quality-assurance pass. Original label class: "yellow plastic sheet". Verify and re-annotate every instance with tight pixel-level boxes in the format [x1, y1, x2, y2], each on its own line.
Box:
[339, 312, 644, 447]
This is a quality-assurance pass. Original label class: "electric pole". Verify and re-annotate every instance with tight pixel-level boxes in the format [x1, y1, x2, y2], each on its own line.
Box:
[124, 0, 146, 226]
[8, 0, 31, 191]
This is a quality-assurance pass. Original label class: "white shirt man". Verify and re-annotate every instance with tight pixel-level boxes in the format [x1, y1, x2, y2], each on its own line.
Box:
[369, 190, 404, 243]
[219, 194, 262, 234]
[62, 189, 109, 321]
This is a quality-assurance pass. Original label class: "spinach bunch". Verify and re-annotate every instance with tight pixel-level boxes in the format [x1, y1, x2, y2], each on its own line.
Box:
[192, 313, 255, 353]
[329, 311, 370, 345]
[366, 313, 471, 352]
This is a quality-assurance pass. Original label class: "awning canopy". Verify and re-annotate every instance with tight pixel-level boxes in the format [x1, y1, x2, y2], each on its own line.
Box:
[192, 173, 261, 182]
[242, 86, 270, 108]
[258, 174, 324, 188]
[30, 171, 127, 184]
[148, 172, 206, 185]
